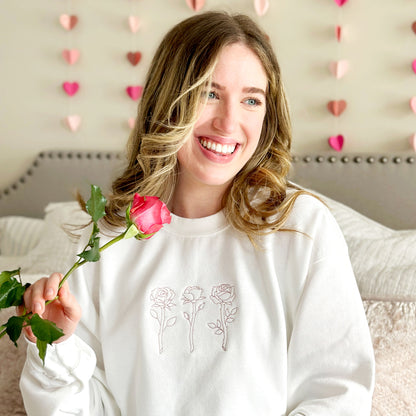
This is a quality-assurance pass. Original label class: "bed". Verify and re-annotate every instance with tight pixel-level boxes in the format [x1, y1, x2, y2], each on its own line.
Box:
[1, 150, 415, 415]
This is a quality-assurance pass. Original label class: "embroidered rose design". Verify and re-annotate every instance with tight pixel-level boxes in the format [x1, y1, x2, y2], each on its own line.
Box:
[150, 287, 176, 353]
[208, 284, 238, 351]
[182, 286, 205, 352]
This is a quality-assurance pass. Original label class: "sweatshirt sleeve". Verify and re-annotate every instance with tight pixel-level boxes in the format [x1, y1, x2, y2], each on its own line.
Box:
[20, 230, 121, 415]
[286, 202, 375, 416]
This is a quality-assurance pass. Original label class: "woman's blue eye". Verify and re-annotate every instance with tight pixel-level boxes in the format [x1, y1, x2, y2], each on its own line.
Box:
[208, 91, 217, 99]
[246, 98, 260, 106]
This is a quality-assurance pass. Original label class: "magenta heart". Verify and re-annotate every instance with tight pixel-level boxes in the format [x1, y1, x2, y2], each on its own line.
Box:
[333, 0, 348, 6]
[126, 86, 143, 100]
[328, 135, 344, 152]
[62, 82, 79, 96]
[412, 59, 416, 74]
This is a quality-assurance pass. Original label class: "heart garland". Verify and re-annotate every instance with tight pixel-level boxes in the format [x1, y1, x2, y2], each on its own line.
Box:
[412, 21, 416, 35]
[327, 100, 347, 116]
[412, 59, 416, 74]
[62, 49, 80, 65]
[328, 135, 344, 152]
[64, 115, 82, 132]
[329, 60, 349, 79]
[254, 0, 270, 16]
[127, 52, 142, 66]
[186, 0, 205, 12]
[335, 25, 342, 42]
[59, 14, 78, 30]
[126, 86, 143, 101]
[128, 16, 141, 33]
[62, 82, 79, 96]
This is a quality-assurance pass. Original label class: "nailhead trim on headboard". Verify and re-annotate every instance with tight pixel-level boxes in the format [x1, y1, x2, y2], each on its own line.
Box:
[292, 155, 416, 165]
[0, 151, 122, 200]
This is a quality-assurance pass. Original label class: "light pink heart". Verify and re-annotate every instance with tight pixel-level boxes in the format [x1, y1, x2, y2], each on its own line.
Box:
[186, 0, 205, 11]
[410, 134, 416, 152]
[126, 86, 143, 100]
[128, 118, 136, 129]
[410, 97, 416, 114]
[64, 115, 81, 132]
[128, 16, 141, 33]
[59, 14, 78, 30]
[254, 0, 270, 16]
[328, 135, 344, 152]
[327, 100, 347, 116]
[329, 60, 349, 79]
[333, 0, 348, 6]
[412, 59, 416, 74]
[62, 82, 79, 96]
[62, 49, 80, 65]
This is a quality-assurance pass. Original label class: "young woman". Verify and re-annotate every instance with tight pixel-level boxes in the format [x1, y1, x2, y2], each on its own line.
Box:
[20, 11, 375, 416]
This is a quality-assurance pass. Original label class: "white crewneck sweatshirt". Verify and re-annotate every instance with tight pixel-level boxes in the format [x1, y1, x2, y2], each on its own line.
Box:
[20, 195, 375, 415]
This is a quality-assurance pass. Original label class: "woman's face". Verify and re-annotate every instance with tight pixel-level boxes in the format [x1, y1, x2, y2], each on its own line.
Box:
[177, 42, 268, 193]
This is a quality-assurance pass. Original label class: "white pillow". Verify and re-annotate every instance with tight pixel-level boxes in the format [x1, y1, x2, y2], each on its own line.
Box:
[0, 216, 45, 256]
[0, 202, 91, 284]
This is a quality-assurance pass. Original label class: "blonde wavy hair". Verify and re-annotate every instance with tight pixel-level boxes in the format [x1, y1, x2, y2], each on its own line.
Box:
[105, 11, 308, 241]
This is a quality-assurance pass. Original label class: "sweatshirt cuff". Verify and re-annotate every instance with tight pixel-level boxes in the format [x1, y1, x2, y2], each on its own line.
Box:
[25, 334, 96, 385]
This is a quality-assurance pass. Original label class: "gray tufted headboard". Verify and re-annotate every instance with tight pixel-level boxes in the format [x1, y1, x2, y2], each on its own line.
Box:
[0, 150, 415, 230]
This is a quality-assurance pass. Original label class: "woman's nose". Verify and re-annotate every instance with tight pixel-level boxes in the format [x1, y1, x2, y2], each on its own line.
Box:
[212, 101, 237, 135]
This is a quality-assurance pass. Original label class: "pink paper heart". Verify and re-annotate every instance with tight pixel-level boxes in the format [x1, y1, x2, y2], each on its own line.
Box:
[254, 0, 270, 16]
[410, 97, 416, 114]
[327, 100, 347, 116]
[128, 118, 136, 129]
[335, 25, 342, 42]
[412, 59, 416, 74]
[128, 16, 141, 33]
[62, 49, 80, 65]
[412, 21, 416, 35]
[64, 115, 81, 132]
[410, 134, 416, 152]
[186, 0, 205, 11]
[126, 86, 143, 101]
[62, 82, 79, 96]
[59, 14, 78, 30]
[333, 0, 348, 6]
[328, 135, 344, 152]
[329, 60, 349, 79]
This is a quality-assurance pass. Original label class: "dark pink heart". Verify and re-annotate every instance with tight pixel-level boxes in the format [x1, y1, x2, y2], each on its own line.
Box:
[62, 82, 79, 96]
[328, 135, 344, 152]
[333, 0, 348, 6]
[126, 86, 143, 100]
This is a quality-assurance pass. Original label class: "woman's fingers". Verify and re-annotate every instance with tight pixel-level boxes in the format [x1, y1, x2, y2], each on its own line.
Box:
[58, 281, 82, 323]
[43, 272, 63, 301]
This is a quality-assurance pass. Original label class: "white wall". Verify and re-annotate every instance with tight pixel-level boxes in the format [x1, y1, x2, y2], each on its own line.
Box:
[1, 0, 415, 188]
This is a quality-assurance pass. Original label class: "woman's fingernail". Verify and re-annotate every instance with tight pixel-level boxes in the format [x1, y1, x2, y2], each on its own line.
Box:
[33, 303, 41, 313]
[46, 288, 54, 297]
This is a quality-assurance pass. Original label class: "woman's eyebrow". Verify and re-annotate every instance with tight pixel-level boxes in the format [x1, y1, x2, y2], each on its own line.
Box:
[211, 82, 266, 97]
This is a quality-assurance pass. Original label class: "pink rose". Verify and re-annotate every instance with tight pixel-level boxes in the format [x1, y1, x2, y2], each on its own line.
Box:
[210, 284, 235, 305]
[129, 194, 171, 236]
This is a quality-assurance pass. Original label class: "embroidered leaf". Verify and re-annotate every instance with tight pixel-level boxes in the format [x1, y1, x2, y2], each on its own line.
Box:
[230, 307, 238, 315]
[150, 309, 159, 320]
[217, 319, 222, 328]
[86, 185, 107, 224]
[215, 329, 223, 335]
[208, 322, 217, 329]
[183, 312, 190, 321]
[166, 317, 176, 327]
[226, 317, 235, 324]
[197, 302, 205, 311]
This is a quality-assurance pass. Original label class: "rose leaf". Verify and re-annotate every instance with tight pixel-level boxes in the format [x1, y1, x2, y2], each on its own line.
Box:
[5, 315, 25, 347]
[86, 185, 107, 224]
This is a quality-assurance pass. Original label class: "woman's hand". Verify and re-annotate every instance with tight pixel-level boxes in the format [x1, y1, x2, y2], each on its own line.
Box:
[21, 272, 82, 344]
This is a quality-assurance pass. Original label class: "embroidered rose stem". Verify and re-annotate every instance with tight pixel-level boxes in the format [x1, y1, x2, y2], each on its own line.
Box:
[158, 307, 165, 354]
[189, 302, 197, 352]
[220, 303, 228, 351]
[46, 230, 129, 305]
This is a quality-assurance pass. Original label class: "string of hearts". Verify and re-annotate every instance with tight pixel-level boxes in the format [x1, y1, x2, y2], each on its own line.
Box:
[327, 0, 350, 152]
[126, 9, 143, 130]
[60, 13, 81, 132]
[185, 0, 270, 16]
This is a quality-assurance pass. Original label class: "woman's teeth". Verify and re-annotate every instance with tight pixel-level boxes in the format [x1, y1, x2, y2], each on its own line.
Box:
[199, 138, 236, 155]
